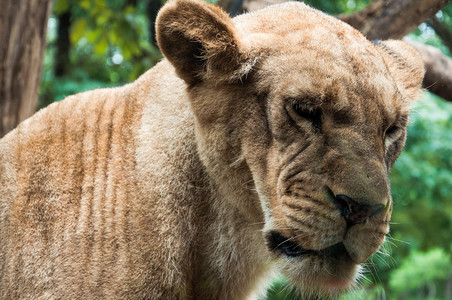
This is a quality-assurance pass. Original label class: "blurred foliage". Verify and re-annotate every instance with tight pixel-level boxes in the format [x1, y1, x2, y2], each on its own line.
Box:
[39, 0, 162, 108]
[38, 0, 452, 299]
[391, 93, 452, 254]
[389, 248, 451, 299]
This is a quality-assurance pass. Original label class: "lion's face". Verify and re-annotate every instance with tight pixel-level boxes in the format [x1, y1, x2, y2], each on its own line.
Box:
[157, 0, 424, 295]
[242, 49, 401, 292]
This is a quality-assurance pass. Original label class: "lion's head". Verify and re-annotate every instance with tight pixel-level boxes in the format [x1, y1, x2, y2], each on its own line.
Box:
[157, 0, 424, 295]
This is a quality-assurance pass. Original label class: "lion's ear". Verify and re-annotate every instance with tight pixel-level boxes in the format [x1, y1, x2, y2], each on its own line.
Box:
[156, 0, 252, 85]
[374, 40, 425, 101]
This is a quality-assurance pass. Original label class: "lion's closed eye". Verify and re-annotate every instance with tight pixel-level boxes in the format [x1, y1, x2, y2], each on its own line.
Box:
[286, 100, 323, 131]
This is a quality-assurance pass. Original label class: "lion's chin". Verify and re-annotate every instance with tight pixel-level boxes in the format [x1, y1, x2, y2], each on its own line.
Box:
[278, 243, 359, 296]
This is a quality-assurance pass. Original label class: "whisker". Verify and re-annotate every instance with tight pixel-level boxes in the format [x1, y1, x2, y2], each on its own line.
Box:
[385, 235, 411, 246]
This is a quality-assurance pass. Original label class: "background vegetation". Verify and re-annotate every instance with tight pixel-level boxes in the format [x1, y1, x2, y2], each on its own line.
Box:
[39, 0, 452, 299]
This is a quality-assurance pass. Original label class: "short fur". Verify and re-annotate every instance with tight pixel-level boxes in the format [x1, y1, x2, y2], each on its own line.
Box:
[0, 1, 424, 299]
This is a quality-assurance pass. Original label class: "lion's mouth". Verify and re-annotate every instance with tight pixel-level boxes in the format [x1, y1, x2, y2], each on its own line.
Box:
[267, 230, 361, 292]
[267, 231, 351, 260]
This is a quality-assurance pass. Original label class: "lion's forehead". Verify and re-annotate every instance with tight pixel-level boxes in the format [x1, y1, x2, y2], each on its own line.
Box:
[235, 3, 405, 120]
[255, 53, 403, 124]
[236, 2, 369, 53]
[235, 2, 334, 33]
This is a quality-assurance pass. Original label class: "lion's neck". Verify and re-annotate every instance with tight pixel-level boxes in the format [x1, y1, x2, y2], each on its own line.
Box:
[137, 62, 273, 298]
[190, 164, 272, 299]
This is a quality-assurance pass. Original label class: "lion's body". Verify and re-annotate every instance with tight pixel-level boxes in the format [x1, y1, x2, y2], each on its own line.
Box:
[0, 1, 424, 299]
[0, 61, 269, 299]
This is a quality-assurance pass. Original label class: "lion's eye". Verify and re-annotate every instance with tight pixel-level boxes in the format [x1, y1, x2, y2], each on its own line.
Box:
[292, 104, 322, 129]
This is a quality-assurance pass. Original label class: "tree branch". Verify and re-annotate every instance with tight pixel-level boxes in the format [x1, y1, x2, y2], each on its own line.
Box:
[340, 0, 451, 40]
[406, 40, 452, 102]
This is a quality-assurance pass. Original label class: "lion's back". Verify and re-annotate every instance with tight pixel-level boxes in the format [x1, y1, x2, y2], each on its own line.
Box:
[0, 86, 147, 298]
[0, 61, 210, 299]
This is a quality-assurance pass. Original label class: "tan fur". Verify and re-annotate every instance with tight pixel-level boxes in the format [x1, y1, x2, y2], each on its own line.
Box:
[0, 1, 424, 299]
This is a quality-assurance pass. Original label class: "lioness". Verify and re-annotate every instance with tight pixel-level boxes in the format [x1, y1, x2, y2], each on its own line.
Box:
[0, 0, 424, 299]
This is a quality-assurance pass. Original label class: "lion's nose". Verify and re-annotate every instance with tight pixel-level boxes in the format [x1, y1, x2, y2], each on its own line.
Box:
[334, 194, 385, 226]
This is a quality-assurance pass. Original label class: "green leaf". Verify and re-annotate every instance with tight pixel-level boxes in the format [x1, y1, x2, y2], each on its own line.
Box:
[70, 19, 88, 44]
[93, 0, 106, 9]
[79, 0, 91, 10]
[93, 36, 108, 54]
[86, 28, 102, 43]
[54, 0, 69, 14]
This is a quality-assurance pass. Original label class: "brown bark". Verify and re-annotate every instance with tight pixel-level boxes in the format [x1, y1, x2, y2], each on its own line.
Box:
[407, 40, 452, 102]
[340, 0, 451, 41]
[0, 0, 52, 137]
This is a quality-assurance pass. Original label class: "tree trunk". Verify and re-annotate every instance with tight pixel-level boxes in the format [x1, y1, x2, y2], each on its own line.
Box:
[0, 0, 52, 138]
[55, 9, 71, 77]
